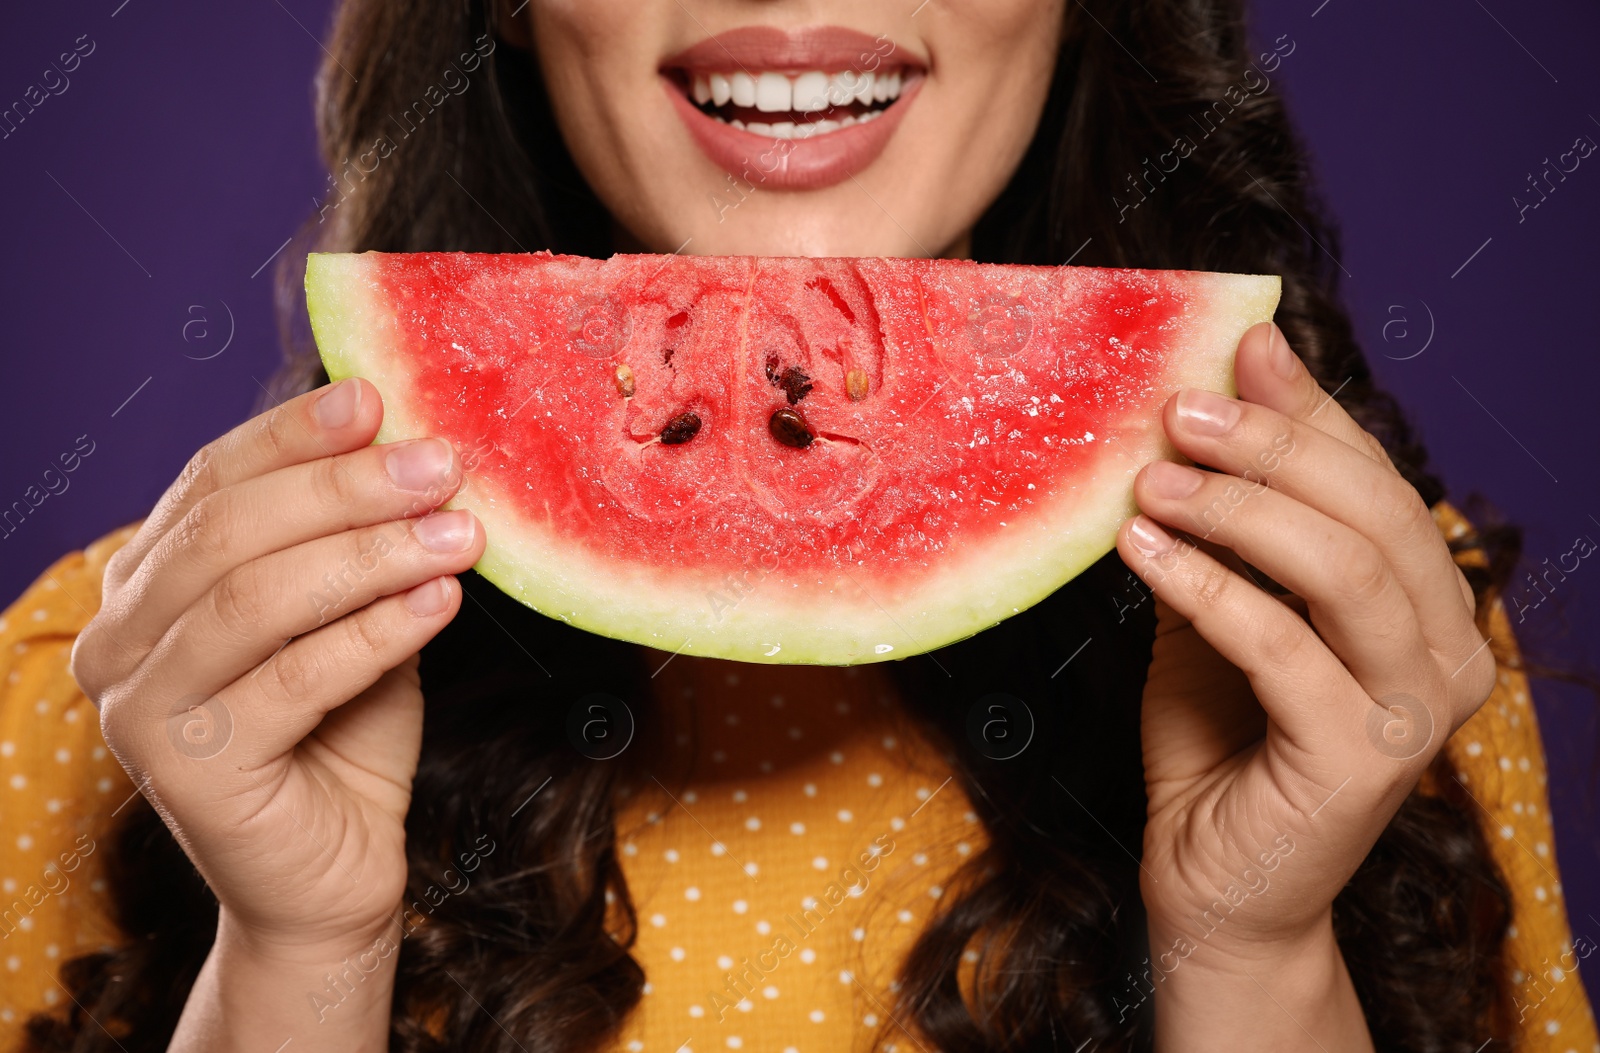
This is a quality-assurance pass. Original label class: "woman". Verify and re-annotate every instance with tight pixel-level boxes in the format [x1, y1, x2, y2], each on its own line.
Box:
[3, 0, 1595, 1050]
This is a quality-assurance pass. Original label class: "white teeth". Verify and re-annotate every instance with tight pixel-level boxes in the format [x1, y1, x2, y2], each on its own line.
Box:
[792, 70, 830, 113]
[695, 68, 903, 113]
[731, 115, 847, 139]
[696, 66, 908, 132]
[851, 71, 876, 105]
[825, 70, 851, 105]
[729, 71, 757, 107]
[755, 71, 791, 112]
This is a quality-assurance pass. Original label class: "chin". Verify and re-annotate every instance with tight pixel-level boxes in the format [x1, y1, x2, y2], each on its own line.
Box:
[659, 198, 948, 259]
[599, 128, 976, 259]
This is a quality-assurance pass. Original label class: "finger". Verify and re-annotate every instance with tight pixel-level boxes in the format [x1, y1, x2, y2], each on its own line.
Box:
[104, 378, 382, 594]
[130, 510, 484, 718]
[1116, 513, 1360, 748]
[1232, 322, 1389, 466]
[1159, 386, 1479, 661]
[306, 654, 424, 792]
[1189, 534, 1293, 599]
[101, 437, 462, 656]
[107, 579, 454, 786]
[186, 582, 452, 771]
[1135, 460, 1435, 698]
[1139, 594, 1265, 794]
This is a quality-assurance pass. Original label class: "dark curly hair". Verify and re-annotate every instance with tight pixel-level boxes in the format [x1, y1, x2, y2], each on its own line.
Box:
[27, 0, 1528, 1050]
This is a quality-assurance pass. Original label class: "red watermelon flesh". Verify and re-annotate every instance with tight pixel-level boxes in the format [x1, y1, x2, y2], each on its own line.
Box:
[306, 252, 1279, 665]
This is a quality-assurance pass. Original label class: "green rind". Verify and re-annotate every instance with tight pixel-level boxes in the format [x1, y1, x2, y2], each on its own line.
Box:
[306, 252, 1280, 666]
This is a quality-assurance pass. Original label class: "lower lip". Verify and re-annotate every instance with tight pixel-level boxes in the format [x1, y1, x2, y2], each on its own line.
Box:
[663, 75, 923, 192]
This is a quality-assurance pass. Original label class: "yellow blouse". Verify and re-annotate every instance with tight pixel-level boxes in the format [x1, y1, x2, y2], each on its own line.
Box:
[0, 503, 1595, 1052]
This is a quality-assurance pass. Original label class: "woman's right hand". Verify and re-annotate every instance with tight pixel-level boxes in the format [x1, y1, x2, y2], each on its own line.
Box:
[70, 377, 484, 960]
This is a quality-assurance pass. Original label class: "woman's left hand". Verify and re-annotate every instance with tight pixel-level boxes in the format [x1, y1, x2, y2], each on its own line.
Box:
[1114, 321, 1498, 1050]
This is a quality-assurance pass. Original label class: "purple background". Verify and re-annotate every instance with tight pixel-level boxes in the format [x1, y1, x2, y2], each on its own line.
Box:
[4, 0, 1596, 1013]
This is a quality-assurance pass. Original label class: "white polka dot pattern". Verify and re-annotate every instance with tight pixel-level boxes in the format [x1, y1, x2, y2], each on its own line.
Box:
[0, 523, 140, 1035]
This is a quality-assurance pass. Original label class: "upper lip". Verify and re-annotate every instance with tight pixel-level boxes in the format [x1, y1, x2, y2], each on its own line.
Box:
[660, 25, 924, 74]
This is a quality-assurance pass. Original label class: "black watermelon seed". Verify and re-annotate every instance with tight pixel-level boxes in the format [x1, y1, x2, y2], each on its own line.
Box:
[660, 412, 702, 445]
[769, 408, 814, 449]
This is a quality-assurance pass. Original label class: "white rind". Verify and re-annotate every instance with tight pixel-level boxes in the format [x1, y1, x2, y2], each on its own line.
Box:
[307, 253, 1279, 666]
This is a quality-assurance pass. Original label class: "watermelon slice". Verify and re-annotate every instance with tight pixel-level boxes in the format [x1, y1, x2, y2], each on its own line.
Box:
[306, 253, 1278, 665]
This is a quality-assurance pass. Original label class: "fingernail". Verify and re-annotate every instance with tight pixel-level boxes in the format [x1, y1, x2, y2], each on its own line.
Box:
[1267, 327, 1298, 380]
[1176, 389, 1241, 435]
[1128, 515, 1176, 557]
[386, 439, 453, 491]
[1146, 460, 1204, 498]
[313, 379, 361, 429]
[413, 509, 475, 552]
[405, 577, 450, 616]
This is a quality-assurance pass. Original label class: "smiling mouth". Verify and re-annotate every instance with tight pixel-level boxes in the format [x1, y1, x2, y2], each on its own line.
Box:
[666, 67, 919, 140]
